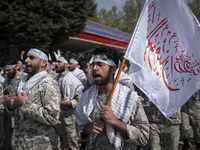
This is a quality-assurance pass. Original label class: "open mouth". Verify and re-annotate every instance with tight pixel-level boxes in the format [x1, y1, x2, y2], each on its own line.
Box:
[25, 65, 31, 69]
[93, 74, 101, 81]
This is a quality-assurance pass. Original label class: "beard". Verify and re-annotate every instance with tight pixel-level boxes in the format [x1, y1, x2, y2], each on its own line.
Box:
[94, 67, 112, 86]
[55, 65, 65, 73]
[26, 60, 41, 77]
[8, 69, 16, 79]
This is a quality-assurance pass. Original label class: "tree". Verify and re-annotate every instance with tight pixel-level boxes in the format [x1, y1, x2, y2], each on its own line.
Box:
[120, 0, 144, 33]
[90, 0, 143, 34]
[0, 0, 96, 53]
[187, 0, 200, 22]
[90, 6, 122, 30]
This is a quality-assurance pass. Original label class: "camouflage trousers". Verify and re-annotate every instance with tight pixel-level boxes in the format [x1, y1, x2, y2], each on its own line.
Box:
[147, 123, 180, 150]
[180, 112, 200, 143]
[3, 110, 15, 150]
[0, 111, 5, 149]
[58, 123, 78, 150]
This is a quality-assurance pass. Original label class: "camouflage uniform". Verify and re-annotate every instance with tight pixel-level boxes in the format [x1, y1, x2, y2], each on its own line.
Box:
[48, 70, 58, 79]
[77, 85, 149, 150]
[0, 85, 5, 149]
[56, 71, 83, 150]
[136, 87, 181, 150]
[7, 78, 61, 150]
[3, 71, 25, 150]
[180, 90, 200, 144]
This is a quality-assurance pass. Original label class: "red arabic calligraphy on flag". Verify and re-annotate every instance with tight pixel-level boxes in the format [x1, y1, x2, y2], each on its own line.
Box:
[124, 0, 200, 117]
[145, 1, 200, 91]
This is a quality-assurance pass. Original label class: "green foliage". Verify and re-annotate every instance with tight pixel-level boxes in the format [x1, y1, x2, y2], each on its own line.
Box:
[0, 0, 96, 51]
[92, 0, 199, 34]
[89, 6, 122, 30]
[187, 0, 200, 22]
[90, 0, 144, 33]
[120, 0, 143, 33]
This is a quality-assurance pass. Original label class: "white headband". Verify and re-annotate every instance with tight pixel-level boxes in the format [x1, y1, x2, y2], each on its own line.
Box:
[28, 48, 48, 61]
[18, 60, 22, 64]
[57, 57, 68, 64]
[92, 55, 116, 66]
[70, 59, 78, 64]
[3, 65, 16, 70]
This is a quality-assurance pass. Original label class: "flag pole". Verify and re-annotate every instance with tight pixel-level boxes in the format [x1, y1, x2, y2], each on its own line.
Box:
[106, 57, 127, 106]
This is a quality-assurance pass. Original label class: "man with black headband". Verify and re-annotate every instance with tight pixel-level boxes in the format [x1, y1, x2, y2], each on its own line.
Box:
[76, 46, 149, 150]
[6, 48, 61, 149]
[55, 56, 84, 150]
[2, 57, 25, 150]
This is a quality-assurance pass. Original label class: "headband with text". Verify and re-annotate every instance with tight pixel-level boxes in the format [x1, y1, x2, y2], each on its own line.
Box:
[57, 57, 68, 64]
[92, 55, 116, 66]
[3, 65, 16, 70]
[28, 48, 48, 61]
[70, 59, 78, 64]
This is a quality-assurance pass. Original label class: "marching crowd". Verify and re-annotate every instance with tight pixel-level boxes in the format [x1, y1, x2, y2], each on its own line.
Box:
[0, 46, 199, 150]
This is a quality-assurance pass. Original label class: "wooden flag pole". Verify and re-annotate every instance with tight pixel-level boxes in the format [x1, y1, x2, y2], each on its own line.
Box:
[106, 57, 127, 106]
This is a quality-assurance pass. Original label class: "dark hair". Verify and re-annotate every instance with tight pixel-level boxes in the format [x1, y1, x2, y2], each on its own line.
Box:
[70, 56, 78, 61]
[1, 57, 17, 67]
[93, 46, 119, 68]
[80, 61, 88, 70]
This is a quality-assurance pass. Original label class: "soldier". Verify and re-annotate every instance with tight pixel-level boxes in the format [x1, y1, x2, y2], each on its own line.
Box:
[6, 48, 61, 149]
[0, 84, 5, 149]
[180, 90, 200, 150]
[55, 56, 84, 150]
[76, 46, 149, 150]
[69, 57, 87, 89]
[17, 60, 23, 72]
[2, 57, 25, 150]
[80, 61, 93, 90]
[137, 88, 181, 150]
[46, 62, 57, 79]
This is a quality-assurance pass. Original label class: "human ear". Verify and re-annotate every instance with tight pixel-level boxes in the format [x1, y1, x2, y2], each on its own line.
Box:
[41, 60, 47, 67]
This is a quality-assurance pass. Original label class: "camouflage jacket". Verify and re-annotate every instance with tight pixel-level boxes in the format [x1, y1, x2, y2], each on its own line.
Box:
[78, 93, 149, 150]
[136, 88, 181, 125]
[56, 71, 83, 124]
[3, 71, 25, 96]
[48, 70, 58, 79]
[7, 79, 61, 150]
[181, 90, 200, 115]
[0, 85, 4, 148]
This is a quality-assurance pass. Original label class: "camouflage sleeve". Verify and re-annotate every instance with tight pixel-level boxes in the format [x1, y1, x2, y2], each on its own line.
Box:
[71, 89, 83, 108]
[0, 86, 5, 148]
[125, 99, 149, 146]
[20, 81, 61, 125]
[0, 85, 4, 112]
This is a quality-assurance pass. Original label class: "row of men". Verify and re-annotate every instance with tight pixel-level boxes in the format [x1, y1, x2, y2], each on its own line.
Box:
[0, 46, 199, 150]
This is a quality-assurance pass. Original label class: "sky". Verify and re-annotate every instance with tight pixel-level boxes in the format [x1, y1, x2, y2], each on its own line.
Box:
[95, 0, 125, 11]
[95, 0, 192, 11]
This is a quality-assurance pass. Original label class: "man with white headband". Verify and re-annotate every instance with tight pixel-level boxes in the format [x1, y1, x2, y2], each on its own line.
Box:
[1, 57, 25, 149]
[76, 46, 149, 150]
[6, 48, 61, 149]
[69, 57, 87, 89]
[46, 62, 57, 79]
[55, 56, 84, 150]
[17, 60, 23, 71]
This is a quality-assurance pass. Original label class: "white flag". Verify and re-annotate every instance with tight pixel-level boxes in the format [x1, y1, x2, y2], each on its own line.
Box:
[124, 0, 200, 117]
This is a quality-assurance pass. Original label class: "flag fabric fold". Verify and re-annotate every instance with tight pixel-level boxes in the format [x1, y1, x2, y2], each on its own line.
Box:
[124, 0, 200, 117]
